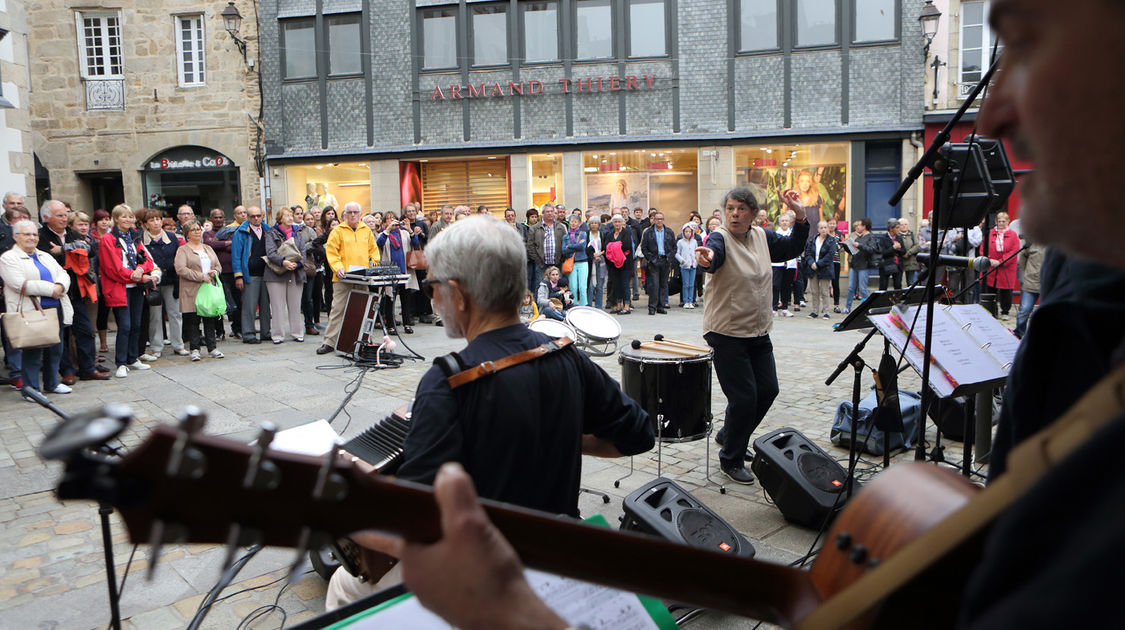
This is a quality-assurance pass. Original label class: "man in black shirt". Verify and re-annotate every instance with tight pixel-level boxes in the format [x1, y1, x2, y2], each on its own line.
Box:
[327, 215, 653, 607]
[842, 217, 879, 313]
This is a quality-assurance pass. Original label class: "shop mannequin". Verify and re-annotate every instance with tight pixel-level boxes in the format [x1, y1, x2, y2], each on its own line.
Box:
[305, 183, 320, 210]
[318, 183, 339, 212]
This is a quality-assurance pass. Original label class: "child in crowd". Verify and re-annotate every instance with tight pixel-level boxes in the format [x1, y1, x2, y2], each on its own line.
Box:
[519, 291, 538, 324]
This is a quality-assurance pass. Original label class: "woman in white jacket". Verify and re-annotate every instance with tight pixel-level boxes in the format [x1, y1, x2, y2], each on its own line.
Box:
[1, 220, 73, 399]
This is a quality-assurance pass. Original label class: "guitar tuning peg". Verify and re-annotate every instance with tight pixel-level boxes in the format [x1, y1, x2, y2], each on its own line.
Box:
[146, 519, 188, 581]
[220, 523, 263, 575]
[242, 422, 281, 491]
[166, 407, 208, 479]
[313, 440, 347, 503]
[287, 527, 312, 586]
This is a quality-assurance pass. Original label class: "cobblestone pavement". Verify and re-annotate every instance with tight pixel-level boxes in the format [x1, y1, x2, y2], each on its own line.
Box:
[0, 303, 982, 629]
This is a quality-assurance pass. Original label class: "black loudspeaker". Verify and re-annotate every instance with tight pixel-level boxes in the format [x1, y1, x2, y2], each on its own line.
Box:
[751, 428, 848, 529]
[621, 478, 755, 558]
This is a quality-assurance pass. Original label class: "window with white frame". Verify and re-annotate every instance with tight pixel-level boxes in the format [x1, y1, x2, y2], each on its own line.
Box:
[175, 15, 206, 87]
[77, 11, 124, 78]
[959, 1, 1001, 92]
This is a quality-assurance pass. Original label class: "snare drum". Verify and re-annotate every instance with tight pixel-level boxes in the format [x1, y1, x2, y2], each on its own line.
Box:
[565, 306, 621, 356]
[528, 318, 576, 340]
[619, 343, 713, 442]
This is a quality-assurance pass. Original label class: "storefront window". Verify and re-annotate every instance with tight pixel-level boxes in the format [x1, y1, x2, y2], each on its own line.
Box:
[530, 153, 562, 209]
[142, 145, 241, 216]
[282, 162, 371, 214]
[734, 143, 849, 227]
[582, 149, 698, 227]
[418, 157, 510, 213]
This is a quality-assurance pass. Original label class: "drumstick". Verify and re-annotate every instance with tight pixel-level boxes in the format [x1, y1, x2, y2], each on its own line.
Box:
[651, 335, 710, 353]
[630, 339, 700, 357]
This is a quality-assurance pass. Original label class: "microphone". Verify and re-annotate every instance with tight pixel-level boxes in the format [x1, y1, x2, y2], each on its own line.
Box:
[917, 253, 993, 272]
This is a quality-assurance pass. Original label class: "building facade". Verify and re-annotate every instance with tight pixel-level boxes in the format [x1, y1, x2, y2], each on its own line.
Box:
[1, 0, 35, 208]
[921, 0, 1029, 218]
[262, 0, 929, 230]
[27, 0, 261, 218]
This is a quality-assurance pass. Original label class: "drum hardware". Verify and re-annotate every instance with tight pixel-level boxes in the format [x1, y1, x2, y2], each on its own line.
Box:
[565, 306, 621, 357]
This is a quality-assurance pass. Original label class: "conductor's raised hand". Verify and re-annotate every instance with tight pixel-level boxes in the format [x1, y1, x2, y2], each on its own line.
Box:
[780, 189, 806, 222]
[695, 246, 714, 268]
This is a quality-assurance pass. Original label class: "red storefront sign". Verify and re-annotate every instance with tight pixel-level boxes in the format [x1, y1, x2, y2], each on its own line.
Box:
[432, 75, 658, 100]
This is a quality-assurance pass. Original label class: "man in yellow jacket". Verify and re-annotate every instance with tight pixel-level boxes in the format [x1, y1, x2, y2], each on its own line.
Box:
[317, 202, 377, 355]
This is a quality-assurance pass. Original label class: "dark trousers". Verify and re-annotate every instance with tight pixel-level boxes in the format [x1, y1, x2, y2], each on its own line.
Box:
[301, 275, 317, 328]
[985, 287, 1014, 314]
[112, 287, 145, 367]
[240, 275, 271, 341]
[832, 261, 841, 306]
[527, 261, 538, 294]
[772, 267, 794, 310]
[96, 300, 110, 333]
[322, 271, 334, 312]
[706, 332, 780, 469]
[60, 296, 97, 376]
[379, 287, 410, 329]
[182, 311, 217, 352]
[792, 267, 806, 305]
[878, 269, 903, 291]
[645, 260, 669, 312]
[220, 271, 241, 335]
[608, 262, 631, 306]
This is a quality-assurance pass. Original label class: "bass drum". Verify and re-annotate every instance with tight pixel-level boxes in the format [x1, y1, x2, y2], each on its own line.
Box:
[528, 317, 576, 340]
[618, 344, 713, 442]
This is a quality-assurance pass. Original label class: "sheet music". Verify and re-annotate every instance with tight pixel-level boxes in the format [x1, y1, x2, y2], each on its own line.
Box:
[871, 311, 957, 398]
[946, 304, 1020, 367]
[338, 569, 662, 629]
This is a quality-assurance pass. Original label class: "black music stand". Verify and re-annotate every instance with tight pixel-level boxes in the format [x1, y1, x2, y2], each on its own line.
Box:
[833, 286, 942, 332]
[289, 584, 408, 629]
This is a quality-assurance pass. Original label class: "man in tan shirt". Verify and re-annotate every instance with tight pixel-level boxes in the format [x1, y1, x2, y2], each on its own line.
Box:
[695, 187, 807, 484]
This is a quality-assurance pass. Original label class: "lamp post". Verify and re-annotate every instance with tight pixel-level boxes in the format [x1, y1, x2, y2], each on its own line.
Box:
[221, 1, 249, 64]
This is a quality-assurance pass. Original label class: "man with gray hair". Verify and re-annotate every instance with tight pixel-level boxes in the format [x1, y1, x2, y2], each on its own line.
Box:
[3, 192, 26, 217]
[328, 215, 653, 608]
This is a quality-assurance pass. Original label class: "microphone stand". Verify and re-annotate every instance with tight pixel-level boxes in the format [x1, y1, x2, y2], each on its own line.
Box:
[887, 57, 1001, 463]
[24, 388, 123, 630]
[947, 244, 1027, 305]
[825, 327, 878, 500]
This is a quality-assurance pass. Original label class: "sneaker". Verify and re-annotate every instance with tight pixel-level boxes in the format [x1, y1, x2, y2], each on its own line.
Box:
[808, 312, 819, 318]
[773, 310, 779, 317]
[841, 309, 851, 315]
[163, 339, 172, 346]
[128, 361, 151, 371]
[173, 347, 190, 356]
[721, 465, 755, 485]
[272, 339, 283, 345]
[800, 300, 807, 307]
[211, 349, 225, 359]
[190, 350, 201, 362]
[833, 306, 842, 313]
[52, 383, 73, 394]
[316, 344, 334, 355]
[781, 309, 793, 317]
[23, 393, 42, 403]
[9, 377, 23, 390]
[138, 353, 159, 362]
[822, 313, 830, 319]
[115, 365, 129, 378]
[293, 336, 305, 343]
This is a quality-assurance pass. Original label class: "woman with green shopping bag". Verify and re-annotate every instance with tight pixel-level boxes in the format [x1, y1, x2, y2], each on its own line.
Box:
[174, 220, 224, 361]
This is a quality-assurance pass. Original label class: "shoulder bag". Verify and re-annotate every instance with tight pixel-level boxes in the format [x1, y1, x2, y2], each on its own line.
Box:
[406, 235, 427, 270]
[2, 282, 61, 349]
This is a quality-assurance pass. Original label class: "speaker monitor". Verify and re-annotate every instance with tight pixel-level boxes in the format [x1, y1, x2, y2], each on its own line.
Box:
[621, 478, 755, 558]
[751, 428, 848, 529]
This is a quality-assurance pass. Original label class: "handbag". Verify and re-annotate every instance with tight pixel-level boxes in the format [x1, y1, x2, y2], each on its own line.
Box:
[560, 255, 574, 275]
[263, 236, 304, 275]
[1, 283, 61, 349]
[195, 277, 227, 318]
[406, 238, 427, 270]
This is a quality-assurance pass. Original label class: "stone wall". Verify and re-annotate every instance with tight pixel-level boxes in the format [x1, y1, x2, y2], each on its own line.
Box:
[0, 0, 36, 209]
[27, 0, 260, 212]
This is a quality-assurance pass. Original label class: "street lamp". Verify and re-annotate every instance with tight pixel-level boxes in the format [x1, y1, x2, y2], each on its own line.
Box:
[919, 0, 942, 60]
[221, 2, 249, 64]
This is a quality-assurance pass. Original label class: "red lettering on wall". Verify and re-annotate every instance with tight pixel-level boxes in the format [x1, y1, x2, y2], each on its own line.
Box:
[160, 159, 168, 168]
[509, 81, 524, 95]
[644, 75, 655, 89]
[558, 78, 572, 93]
[490, 83, 503, 97]
[450, 85, 463, 99]
[597, 77, 603, 91]
[528, 80, 543, 94]
[432, 86, 446, 100]
[625, 75, 638, 90]
[468, 84, 487, 98]
[609, 76, 621, 91]
[576, 78, 591, 93]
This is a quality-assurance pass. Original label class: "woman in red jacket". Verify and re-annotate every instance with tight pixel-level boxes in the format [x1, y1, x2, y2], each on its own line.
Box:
[99, 204, 158, 377]
[984, 211, 1021, 321]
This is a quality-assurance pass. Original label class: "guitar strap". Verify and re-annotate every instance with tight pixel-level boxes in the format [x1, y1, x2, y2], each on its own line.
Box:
[444, 337, 575, 390]
[796, 361, 1125, 630]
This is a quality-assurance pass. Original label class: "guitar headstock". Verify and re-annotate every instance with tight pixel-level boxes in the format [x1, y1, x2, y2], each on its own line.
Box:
[49, 407, 443, 578]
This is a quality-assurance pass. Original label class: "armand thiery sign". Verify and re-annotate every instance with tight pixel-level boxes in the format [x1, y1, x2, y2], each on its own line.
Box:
[431, 74, 658, 100]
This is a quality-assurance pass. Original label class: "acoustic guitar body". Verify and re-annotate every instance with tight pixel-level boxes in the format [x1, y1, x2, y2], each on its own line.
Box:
[806, 463, 981, 629]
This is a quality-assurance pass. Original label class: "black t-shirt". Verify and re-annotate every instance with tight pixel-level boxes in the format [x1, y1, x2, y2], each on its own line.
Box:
[396, 324, 653, 517]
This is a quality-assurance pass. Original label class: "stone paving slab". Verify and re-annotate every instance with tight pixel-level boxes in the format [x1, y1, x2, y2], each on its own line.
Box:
[0, 305, 986, 629]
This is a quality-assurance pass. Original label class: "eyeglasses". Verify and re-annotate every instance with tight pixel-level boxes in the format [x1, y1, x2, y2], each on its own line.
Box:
[421, 277, 455, 300]
[248, 214, 263, 219]
[14, 232, 37, 237]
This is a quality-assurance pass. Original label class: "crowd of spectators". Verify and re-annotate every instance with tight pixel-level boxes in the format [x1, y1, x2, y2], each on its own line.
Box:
[0, 187, 1036, 401]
